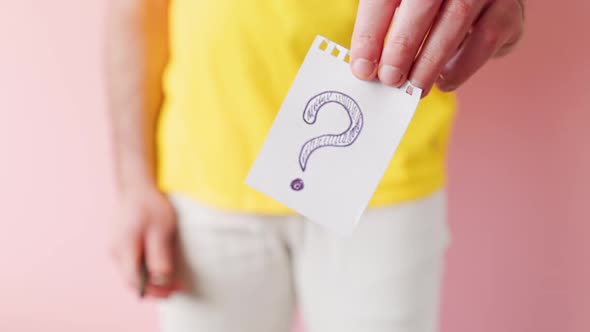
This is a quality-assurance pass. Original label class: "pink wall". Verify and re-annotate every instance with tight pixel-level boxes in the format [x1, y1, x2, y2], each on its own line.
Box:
[0, 1, 588, 331]
[443, 1, 590, 331]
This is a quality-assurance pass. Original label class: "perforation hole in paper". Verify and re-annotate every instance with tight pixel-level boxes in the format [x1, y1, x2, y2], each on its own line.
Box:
[331, 47, 340, 58]
[343, 53, 351, 63]
[405, 85, 414, 96]
[319, 40, 329, 51]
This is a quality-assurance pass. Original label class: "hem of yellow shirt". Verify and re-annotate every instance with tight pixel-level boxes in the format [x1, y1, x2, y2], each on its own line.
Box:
[159, 176, 445, 215]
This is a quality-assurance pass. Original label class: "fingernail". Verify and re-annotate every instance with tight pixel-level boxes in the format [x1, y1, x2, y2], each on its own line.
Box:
[352, 58, 376, 79]
[437, 74, 455, 92]
[438, 83, 456, 92]
[378, 65, 404, 86]
[151, 274, 172, 286]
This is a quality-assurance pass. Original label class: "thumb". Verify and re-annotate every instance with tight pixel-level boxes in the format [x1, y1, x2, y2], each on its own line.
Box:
[145, 221, 176, 285]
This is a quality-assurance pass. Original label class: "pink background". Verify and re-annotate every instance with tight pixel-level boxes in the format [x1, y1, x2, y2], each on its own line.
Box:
[1, 1, 588, 331]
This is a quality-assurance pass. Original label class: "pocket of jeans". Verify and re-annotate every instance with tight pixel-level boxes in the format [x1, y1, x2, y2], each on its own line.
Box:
[168, 193, 281, 270]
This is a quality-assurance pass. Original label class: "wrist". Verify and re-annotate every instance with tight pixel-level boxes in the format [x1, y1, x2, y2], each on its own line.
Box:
[115, 160, 158, 196]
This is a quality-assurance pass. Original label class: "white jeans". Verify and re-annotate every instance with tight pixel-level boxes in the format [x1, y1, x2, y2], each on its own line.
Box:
[158, 189, 450, 332]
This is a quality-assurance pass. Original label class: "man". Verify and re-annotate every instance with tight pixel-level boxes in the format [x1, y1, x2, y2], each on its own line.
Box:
[107, 0, 524, 331]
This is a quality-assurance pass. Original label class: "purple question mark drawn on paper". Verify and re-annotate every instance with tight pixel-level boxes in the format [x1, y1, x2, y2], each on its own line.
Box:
[291, 91, 363, 191]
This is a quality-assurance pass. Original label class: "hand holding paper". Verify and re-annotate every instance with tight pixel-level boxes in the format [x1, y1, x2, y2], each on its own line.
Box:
[246, 36, 422, 235]
[350, 0, 525, 95]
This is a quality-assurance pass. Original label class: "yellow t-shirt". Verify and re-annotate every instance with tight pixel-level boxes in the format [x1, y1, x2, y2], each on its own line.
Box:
[157, 0, 457, 214]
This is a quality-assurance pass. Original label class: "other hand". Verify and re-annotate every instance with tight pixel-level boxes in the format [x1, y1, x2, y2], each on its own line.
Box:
[110, 184, 182, 298]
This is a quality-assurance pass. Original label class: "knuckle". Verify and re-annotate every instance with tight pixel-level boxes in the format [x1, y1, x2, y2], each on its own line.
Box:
[503, 0, 524, 17]
[124, 218, 144, 237]
[160, 221, 174, 234]
[153, 218, 176, 235]
[385, 35, 416, 61]
[480, 26, 502, 48]
[355, 31, 377, 45]
[419, 49, 442, 67]
[122, 206, 145, 224]
[495, 0, 516, 21]
[354, 32, 380, 56]
[352, 30, 383, 60]
[498, 0, 525, 32]
[132, 206, 159, 227]
[445, 0, 475, 20]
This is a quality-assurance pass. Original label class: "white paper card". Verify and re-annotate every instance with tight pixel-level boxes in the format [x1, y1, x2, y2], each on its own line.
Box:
[246, 35, 422, 235]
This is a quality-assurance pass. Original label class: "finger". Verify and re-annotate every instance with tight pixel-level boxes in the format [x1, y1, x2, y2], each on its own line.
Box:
[378, 0, 444, 87]
[145, 221, 176, 285]
[115, 224, 143, 290]
[491, 0, 525, 57]
[144, 281, 184, 299]
[409, 0, 486, 94]
[437, 0, 521, 91]
[350, 0, 400, 80]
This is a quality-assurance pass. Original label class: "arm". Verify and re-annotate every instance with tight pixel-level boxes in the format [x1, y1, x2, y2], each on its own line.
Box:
[105, 0, 168, 187]
[106, 0, 180, 298]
